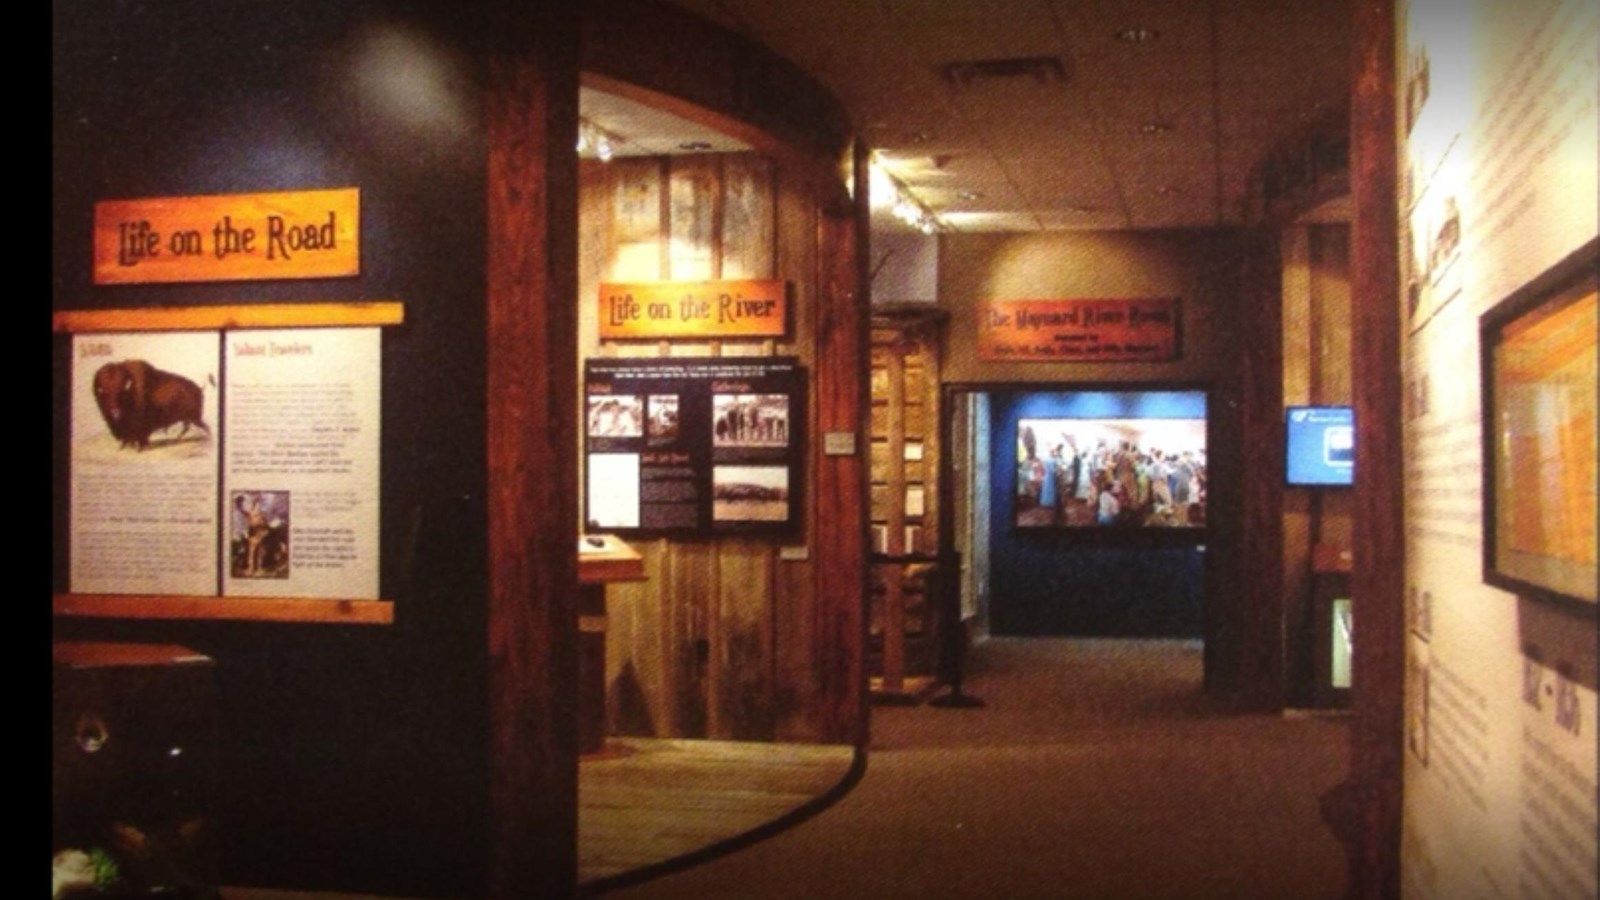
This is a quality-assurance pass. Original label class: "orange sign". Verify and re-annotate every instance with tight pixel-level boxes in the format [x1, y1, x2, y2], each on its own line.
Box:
[978, 298, 1182, 362]
[94, 189, 359, 285]
[599, 280, 789, 340]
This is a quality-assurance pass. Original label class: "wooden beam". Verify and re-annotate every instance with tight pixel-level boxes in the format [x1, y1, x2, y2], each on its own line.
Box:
[1238, 227, 1287, 708]
[485, 1, 580, 896]
[1344, 0, 1405, 895]
[811, 142, 869, 746]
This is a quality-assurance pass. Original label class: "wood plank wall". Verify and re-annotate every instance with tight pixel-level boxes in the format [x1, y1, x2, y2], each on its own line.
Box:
[579, 152, 853, 744]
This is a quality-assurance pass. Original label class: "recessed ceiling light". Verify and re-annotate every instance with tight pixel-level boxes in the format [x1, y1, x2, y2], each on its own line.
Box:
[908, 130, 934, 145]
[957, 190, 984, 201]
[1140, 121, 1173, 134]
[1113, 26, 1159, 43]
[678, 140, 713, 151]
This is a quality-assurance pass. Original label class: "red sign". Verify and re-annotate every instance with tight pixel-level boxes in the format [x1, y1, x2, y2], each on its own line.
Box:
[978, 298, 1182, 362]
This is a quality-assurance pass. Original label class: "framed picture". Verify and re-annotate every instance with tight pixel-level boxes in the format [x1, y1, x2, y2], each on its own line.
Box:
[1480, 239, 1597, 610]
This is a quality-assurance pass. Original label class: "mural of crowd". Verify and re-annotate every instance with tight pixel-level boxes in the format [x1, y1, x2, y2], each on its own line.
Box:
[1015, 419, 1206, 528]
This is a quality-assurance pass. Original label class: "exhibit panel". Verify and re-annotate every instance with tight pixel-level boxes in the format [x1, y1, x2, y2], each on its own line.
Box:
[52, 2, 499, 893]
[578, 145, 861, 745]
[1396, 1, 1598, 897]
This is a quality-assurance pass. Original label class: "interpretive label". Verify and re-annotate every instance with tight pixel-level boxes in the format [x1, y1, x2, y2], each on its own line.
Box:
[584, 357, 804, 534]
[70, 332, 221, 595]
[223, 328, 380, 599]
[977, 298, 1182, 362]
[68, 326, 381, 601]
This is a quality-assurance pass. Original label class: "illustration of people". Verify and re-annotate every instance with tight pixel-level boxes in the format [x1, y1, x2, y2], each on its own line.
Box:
[1074, 441, 1095, 504]
[1038, 443, 1063, 524]
[1174, 451, 1196, 523]
[1150, 452, 1173, 510]
[1096, 473, 1121, 525]
[236, 494, 271, 576]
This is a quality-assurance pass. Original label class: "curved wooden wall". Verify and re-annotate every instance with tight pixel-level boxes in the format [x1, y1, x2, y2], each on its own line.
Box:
[574, 1, 867, 747]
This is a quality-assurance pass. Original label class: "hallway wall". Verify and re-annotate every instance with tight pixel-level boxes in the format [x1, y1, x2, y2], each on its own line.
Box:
[1396, 2, 1598, 897]
[53, 3, 494, 894]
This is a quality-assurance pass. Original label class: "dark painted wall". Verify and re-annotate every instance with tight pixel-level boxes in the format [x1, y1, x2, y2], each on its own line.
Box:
[987, 390, 1207, 638]
[54, 3, 491, 894]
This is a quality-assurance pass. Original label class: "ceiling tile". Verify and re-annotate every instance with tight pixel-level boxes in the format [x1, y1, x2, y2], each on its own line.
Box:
[884, 0, 1054, 26]
[660, 0, 1349, 232]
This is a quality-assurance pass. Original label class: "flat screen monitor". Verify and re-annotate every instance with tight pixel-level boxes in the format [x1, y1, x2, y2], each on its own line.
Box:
[1286, 406, 1354, 486]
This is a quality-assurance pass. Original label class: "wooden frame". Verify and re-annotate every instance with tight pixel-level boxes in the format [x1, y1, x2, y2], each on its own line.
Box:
[1479, 238, 1598, 611]
[53, 302, 402, 624]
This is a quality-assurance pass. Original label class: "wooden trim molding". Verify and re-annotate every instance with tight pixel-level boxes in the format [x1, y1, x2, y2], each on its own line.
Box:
[52, 302, 404, 333]
[53, 593, 394, 624]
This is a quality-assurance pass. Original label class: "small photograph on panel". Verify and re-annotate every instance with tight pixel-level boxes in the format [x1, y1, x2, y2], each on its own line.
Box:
[231, 490, 291, 579]
[647, 394, 680, 443]
[587, 395, 644, 438]
[712, 465, 789, 522]
[587, 453, 641, 529]
[1407, 654, 1430, 768]
[871, 523, 889, 555]
[712, 393, 789, 448]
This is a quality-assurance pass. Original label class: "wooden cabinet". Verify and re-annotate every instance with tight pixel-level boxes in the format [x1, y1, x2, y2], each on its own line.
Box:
[868, 308, 946, 701]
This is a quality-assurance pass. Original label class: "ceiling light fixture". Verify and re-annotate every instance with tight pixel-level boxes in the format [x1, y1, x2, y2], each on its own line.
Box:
[1113, 26, 1159, 43]
[871, 153, 947, 234]
[577, 117, 625, 162]
[957, 190, 984, 202]
[1140, 121, 1173, 134]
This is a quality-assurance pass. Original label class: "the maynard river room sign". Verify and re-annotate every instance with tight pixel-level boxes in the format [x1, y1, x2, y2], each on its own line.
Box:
[94, 189, 360, 285]
[599, 279, 789, 340]
[978, 298, 1183, 362]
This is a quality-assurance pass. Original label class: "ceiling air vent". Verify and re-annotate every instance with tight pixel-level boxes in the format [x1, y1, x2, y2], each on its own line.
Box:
[938, 56, 1068, 89]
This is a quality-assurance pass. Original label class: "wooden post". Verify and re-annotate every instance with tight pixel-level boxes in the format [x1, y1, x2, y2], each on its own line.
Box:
[485, 1, 580, 896]
[1238, 226, 1286, 708]
[1345, 0, 1404, 895]
[882, 340, 907, 694]
[812, 142, 870, 746]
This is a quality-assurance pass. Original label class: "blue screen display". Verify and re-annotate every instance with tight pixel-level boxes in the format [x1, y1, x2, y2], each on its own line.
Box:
[1286, 406, 1354, 486]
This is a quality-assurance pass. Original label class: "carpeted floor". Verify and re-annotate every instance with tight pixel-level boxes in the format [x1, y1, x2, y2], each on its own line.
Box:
[607, 637, 1351, 900]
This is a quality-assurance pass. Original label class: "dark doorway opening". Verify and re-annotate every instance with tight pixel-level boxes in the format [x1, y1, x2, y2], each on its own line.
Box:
[949, 387, 1210, 639]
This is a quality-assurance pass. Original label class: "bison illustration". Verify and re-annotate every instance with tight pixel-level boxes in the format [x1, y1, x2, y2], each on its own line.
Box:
[92, 360, 211, 451]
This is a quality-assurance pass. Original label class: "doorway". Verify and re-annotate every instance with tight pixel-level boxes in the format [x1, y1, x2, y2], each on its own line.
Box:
[946, 387, 1210, 640]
